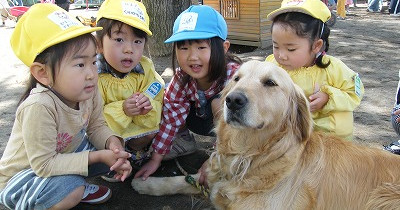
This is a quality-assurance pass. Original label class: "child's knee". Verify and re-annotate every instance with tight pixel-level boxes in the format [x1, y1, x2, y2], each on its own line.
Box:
[146, 133, 156, 141]
[69, 185, 85, 202]
[49, 185, 84, 210]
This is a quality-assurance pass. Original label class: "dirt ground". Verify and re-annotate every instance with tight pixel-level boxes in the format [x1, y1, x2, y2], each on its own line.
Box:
[0, 4, 400, 210]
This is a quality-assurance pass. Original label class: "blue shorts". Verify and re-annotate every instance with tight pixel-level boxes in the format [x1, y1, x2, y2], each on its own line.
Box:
[0, 139, 109, 210]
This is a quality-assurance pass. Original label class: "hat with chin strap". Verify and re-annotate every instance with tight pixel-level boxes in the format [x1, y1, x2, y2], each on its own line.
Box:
[267, 0, 331, 23]
[10, 3, 102, 66]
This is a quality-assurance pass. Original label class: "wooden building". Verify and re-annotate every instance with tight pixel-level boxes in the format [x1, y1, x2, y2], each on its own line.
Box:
[202, 0, 281, 48]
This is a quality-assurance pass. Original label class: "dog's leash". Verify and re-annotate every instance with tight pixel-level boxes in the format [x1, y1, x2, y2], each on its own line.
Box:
[174, 158, 210, 197]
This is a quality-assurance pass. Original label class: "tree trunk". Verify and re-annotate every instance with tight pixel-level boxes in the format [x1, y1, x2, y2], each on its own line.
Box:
[142, 0, 192, 57]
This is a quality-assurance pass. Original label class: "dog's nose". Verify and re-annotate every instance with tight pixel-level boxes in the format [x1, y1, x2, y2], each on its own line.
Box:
[226, 92, 247, 110]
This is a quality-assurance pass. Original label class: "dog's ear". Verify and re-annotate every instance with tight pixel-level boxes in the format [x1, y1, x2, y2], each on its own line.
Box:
[290, 85, 313, 141]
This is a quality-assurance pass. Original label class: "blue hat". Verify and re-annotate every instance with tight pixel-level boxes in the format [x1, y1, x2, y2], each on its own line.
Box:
[164, 5, 227, 43]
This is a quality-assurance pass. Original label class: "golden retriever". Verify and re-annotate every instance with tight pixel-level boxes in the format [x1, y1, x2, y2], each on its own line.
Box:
[132, 60, 400, 209]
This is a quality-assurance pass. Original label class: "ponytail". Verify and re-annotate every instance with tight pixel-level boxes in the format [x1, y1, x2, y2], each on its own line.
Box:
[315, 22, 331, 68]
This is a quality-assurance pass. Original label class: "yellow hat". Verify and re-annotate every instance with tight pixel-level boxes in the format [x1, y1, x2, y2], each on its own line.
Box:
[10, 3, 102, 66]
[267, 0, 331, 23]
[96, 0, 152, 36]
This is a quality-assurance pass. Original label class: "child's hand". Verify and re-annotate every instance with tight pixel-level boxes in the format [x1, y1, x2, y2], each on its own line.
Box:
[105, 149, 130, 166]
[106, 136, 128, 170]
[134, 152, 163, 180]
[103, 136, 132, 181]
[111, 159, 132, 182]
[309, 84, 329, 112]
[89, 149, 131, 182]
[309, 91, 329, 112]
[134, 93, 153, 115]
[104, 149, 132, 181]
[106, 135, 124, 151]
[123, 94, 141, 116]
[107, 147, 132, 182]
[90, 149, 130, 170]
[108, 148, 130, 171]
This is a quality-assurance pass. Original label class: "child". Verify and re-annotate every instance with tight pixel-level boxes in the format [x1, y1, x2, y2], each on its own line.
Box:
[392, 71, 400, 137]
[337, 0, 347, 18]
[0, 0, 9, 26]
[0, 4, 132, 209]
[345, 0, 353, 12]
[266, 0, 364, 140]
[134, 5, 242, 181]
[95, 0, 164, 178]
[383, 72, 400, 155]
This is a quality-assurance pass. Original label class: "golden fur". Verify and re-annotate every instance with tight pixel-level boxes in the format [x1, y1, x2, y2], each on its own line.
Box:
[132, 60, 400, 209]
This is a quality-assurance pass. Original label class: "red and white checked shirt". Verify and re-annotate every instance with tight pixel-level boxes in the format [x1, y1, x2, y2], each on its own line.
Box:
[152, 62, 241, 155]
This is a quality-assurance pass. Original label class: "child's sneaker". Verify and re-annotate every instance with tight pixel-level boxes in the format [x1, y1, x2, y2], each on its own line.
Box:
[164, 129, 197, 160]
[383, 140, 400, 155]
[81, 184, 112, 204]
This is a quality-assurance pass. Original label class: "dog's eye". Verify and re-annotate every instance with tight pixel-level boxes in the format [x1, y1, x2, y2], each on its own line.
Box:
[263, 79, 277, 87]
[234, 76, 240, 82]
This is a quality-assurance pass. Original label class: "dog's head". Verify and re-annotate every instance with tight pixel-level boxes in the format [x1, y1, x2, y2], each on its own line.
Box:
[220, 60, 312, 141]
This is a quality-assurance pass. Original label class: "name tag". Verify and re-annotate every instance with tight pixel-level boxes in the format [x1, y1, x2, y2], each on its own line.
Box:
[354, 73, 361, 97]
[145, 82, 162, 99]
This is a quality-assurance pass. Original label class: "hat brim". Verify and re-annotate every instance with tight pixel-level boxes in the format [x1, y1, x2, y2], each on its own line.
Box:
[267, 7, 316, 21]
[164, 31, 220, 43]
[36, 26, 102, 63]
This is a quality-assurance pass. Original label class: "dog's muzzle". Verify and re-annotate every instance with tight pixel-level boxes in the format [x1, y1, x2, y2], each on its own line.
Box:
[225, 92, 248, 126]
[226, 92, 247, 111]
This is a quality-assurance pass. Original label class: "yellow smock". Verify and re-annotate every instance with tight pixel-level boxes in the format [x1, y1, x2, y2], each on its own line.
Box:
[266, 54, 364, 140]
[98, 56, 164, 140]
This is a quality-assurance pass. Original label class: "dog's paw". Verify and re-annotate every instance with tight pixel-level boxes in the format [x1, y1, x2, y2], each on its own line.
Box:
[132, 176, 200, 196]
[132, 177, 166, 196]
